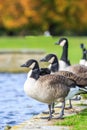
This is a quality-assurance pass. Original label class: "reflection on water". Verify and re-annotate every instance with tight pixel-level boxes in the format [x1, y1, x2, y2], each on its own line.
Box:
[0, 73, 47, 130]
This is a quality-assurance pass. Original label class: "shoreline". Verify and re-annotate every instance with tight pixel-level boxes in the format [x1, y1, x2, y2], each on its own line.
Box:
[0, 49, 46, 73]
[7, 99, 87, 130]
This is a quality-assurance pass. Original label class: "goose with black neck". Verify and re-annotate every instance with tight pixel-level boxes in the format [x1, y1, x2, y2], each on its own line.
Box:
[21, 59, 80, 120]
[55, 37, 71, 70]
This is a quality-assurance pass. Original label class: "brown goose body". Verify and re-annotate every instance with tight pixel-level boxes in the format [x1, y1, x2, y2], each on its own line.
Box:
[55, 71, 87, 86]
[76, 72, 87, 78]
[65, 64, 87, 74]
[28, 74, 75, 104]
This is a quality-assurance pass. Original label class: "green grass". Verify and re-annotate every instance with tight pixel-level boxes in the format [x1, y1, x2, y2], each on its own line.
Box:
[55, 109, 87, 130]
[0, 36, 87, 64]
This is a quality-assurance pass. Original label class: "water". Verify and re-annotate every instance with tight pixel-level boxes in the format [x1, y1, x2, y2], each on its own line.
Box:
[0, 73, 47, 130]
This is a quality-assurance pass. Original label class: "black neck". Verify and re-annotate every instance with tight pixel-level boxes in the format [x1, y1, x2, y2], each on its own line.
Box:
[60, 43, 68, 62]
[30, 61, 40, 80]
[30, 69, 40, 80]
[33, 61, 39, 70]
[82, 53, 86, 60]
[40, 68, 51, 76]
[82, 49, 86, 60]
[51, 62, 59, 73]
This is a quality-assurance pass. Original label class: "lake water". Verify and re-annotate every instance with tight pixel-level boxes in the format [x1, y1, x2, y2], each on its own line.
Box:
[0, 73, 47, 130]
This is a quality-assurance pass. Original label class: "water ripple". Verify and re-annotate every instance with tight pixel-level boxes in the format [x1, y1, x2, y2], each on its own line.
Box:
[0, 73, 47, 130]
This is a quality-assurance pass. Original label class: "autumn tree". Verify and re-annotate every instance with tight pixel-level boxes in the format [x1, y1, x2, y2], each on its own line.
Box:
[41, 0, 87, 35]
[0, 0, 87, 35]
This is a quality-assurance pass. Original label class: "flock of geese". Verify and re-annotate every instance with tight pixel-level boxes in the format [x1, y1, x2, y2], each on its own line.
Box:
[21, 37, 87, 120]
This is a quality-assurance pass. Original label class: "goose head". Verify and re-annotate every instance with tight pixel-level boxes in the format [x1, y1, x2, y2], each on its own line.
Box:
[80, 43, 84, 49]
[40, 54, 59, 73]
[21, 59, 39, 69]
[55, 37, 68, 47]
[21, 59, 40, 79]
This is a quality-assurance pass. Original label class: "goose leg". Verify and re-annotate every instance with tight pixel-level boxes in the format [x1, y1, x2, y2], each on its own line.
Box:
[69, 99, 72, 108]
[51, 102, 55, 113]
[42, 102, 55, 114]
[48, 104, 52, 120]
[57, 101, 65, 119]
[41, 104, 52, 120]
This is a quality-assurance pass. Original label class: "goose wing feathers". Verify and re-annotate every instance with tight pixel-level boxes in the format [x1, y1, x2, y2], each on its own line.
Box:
[35, 74, 75, 103]
[55, 71, 87, 86]
[38, 74, 75, 87]
[66, 64, 87, 74]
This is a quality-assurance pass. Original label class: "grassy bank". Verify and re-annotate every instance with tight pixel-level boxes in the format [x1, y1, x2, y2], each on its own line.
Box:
[0, 36, 87, 64]
[56, 108, 87, 130]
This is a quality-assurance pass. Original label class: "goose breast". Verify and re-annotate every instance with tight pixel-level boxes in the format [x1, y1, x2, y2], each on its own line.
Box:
[33, 75, 75, 104]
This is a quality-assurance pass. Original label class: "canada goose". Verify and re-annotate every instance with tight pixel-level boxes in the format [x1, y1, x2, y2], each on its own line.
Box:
[40, 54, 87, 109]
[40, 54, 87, 87]
[55, 37, 71, 70]
[21, 59, 83, 120]
[79, 43, 87, 65]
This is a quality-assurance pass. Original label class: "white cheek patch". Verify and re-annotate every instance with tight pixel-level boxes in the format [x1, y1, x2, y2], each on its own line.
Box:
[27, 70, 32, 78]
[48, 64, 52, 70]
[30, 62, 35, 69]
[60, 40, 66, 46]
[49, 57, 55, 63]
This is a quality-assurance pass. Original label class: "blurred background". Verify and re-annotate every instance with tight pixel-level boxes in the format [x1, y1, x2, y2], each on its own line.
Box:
[0, 0, 87, 36]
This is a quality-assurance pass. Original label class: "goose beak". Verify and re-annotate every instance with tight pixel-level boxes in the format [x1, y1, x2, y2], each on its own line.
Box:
[20, 64, 27, 67]
[40, 57, 47, 62]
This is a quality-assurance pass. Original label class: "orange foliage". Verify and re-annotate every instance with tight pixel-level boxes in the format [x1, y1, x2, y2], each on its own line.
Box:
[0, 0, 87, 34]
[0, 0, 43, 28]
